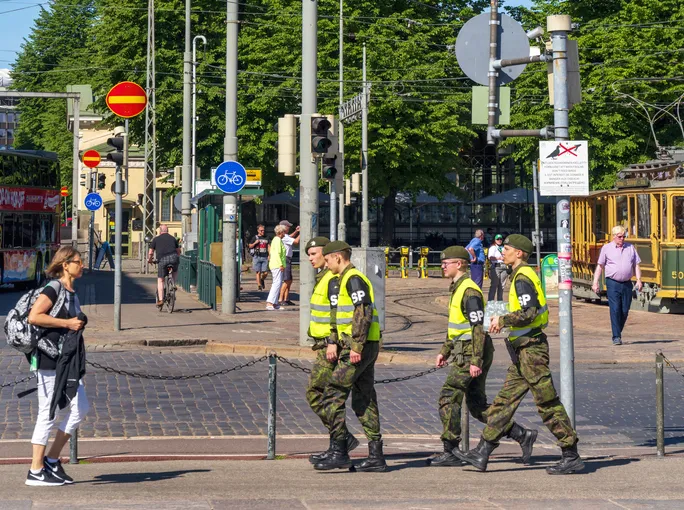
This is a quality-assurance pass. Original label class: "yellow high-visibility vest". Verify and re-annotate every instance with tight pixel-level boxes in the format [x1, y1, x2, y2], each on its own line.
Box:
[309, 269, 336, 339]
[447, 277, 483, 342]
[508, 265, 548, 341]
[336, 268, 380, 341]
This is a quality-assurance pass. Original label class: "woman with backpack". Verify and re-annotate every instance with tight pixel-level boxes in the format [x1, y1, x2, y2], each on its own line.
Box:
[25, 246, 88, 486]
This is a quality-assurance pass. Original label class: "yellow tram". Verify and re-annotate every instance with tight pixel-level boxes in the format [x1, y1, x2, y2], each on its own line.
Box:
[570, 149, 684, 313]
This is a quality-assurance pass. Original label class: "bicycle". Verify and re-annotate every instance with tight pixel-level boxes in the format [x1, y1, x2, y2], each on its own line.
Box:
[152, 260, 176, 313]
[216, 170, 244, 187]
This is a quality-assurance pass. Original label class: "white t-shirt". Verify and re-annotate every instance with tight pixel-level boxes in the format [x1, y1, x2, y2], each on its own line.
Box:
[489, 244, 504, 264]
[282, 234, 295, 258]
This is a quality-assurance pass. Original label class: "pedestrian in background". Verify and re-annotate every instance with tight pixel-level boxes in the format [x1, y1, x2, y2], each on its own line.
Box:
[278, 220, 300, 306]
[487, 234, 508, 301]
[266, 225, 287, 310]
[25, 247, 89, 486]
[592, 225, 642, 346]
[466, 229, 486, 289]
[248, 224, 270, 291]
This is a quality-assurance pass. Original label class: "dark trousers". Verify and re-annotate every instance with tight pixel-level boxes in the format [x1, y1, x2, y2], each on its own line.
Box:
[470, 263, 484, 289]
[606, 278, 632, 340]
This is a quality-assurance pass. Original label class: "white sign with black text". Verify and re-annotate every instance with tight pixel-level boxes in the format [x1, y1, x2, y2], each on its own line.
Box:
[539, 140, 589, 196]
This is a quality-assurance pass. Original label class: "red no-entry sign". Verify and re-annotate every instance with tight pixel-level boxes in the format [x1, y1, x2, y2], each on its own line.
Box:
[105, 81, 147, 118]
[82, 149, 101, 168]
[60, 186, 69, 197]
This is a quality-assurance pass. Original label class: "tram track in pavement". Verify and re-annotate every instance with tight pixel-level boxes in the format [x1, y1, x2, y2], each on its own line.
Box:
[383, 287, 448, 336]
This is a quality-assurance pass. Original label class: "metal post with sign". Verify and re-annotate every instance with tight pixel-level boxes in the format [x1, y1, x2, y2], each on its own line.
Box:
[81, 149, 102, 271]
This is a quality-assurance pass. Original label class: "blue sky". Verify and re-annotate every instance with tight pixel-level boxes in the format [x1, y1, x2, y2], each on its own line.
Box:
[0, 0, 536, 70]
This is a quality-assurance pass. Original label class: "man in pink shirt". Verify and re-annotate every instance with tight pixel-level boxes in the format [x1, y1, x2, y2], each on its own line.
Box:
[592, 225, 643, 345]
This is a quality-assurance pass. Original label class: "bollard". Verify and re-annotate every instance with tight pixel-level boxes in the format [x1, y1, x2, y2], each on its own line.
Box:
[400, 246, 409, 278]
[418, 247, 429, 278]
[656, 352, 665, 457]
[69, 429, 78, 464]
[384, 247, 390, 278]
[267, 352, 277, 460]
[460, 400, 469, 452]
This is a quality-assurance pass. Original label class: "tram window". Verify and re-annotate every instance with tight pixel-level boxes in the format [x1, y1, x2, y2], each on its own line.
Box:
[22, 215, 33, 247]
[1, 213, 16, 248]
[616, 195, 628, 232]
[637, 195, 651, 238]
[662, 194, 668, 240]
[628, 196, 636, 237]
[594, 204, 605, 237]
[675, 197, 684, 239]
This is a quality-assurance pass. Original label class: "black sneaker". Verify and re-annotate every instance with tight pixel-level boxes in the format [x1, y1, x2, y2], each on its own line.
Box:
[284, 300, 296, 306]
[25, 468, 65, 487]
[43, 457, 74, 484]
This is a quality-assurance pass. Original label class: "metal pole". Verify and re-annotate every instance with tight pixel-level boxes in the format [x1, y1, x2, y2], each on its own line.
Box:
[192, 35, 206, 194]
[656, 352, 665, 457]
[89, 210, 94, 271]
[181, 0, 192, 238]
[330, 179, 337, 241]
[337, 0, 345, 242]
[299, 0, 318, 346]
[460, 400, 470, 452]
[71, 97, 80, 248]
[532, 160, 542, 271]
[267, 352, 277, 460]
[69, 429, 78, 464]
[550, 15, 575, 427]
[360, 43, 370, 248]
[222, 0, 239, 315]
[114, 156, 123, 330]
[486, 0, 499, 145]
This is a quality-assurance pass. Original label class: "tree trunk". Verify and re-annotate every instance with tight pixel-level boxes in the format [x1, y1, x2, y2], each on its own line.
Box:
[382, 187, 397, 246]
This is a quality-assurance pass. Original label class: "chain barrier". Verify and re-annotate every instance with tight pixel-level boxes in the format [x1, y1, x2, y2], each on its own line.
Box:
[275, 355, 447, 384]
[85, 356, 268, 380]
[0, 372, 36, 388]
[658, 351, 684, 381]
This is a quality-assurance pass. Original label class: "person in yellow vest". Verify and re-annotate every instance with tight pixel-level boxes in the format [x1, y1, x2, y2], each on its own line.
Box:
[454, 234, 584, 475]
[304, 236, 360, 465]
[313, 241, 385, 472]
[430, 246, 537, 467]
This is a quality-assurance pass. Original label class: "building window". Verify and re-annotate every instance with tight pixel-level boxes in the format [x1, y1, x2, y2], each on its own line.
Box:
[160, 191, 171, 222]
[7, 113, 14, 123]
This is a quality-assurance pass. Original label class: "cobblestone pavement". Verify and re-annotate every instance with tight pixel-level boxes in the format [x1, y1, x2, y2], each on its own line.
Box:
[2, 351, 683, 449]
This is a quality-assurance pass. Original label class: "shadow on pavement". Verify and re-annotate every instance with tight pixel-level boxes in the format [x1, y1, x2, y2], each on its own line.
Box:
[626, 340, 677, 345]
[90, 469, 211, 485]
[123, 320, 275, 331]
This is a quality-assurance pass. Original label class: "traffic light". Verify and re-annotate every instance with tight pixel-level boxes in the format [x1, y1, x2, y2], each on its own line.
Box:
[277, 115, 296, 176]
[80, 173, 88, 189]
[311, 115, 332, 155]
[106, 126, 128, 167]
[97, 173, 106, 190]
[321, 115, 338, 181]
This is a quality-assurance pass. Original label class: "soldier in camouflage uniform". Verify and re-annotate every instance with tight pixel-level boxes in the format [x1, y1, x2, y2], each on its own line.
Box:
[313, 241, 386, 472]
[454, 234, 584, 475]
[430, 246, 537, 467]
[304, 237, 359, 465]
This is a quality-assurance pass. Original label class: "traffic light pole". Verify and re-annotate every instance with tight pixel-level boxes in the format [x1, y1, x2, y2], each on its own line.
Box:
[336, 0, 345, 242]
[360, 43, 370, 248]
[221, 0, 239, 315]
[71, 98, 80, 249]
[550, 15, 576, 427]
[88, 172, 96, 272]
[114, 160, 123, 331]
[299, 0, 318, 346]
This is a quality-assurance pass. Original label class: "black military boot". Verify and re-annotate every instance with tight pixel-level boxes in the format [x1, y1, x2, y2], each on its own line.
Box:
[313, 439, 351, 471]
[309, 433, 359, 464]
[428, 440, 464, 467]
[451, 437, 499, 472]
[506, 422, 538, 465]
[309, 437, 332, 464]
[353, 440, 387, 472]
[546, 443, 585, 475]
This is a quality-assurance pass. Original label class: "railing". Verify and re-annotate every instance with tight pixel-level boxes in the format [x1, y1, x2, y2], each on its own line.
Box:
[197, 259, 220, 310]
[178, 251, 198, 293]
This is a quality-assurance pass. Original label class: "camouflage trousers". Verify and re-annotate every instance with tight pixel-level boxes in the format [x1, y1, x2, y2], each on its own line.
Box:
[439, 337, 494, 442]
[322, 341, 381, 442]
[482, 337, 577, 448]
[305, 348, 347, 437]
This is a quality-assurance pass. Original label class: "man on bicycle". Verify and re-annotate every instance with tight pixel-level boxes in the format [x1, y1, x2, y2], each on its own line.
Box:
[147, 225, 181, 306]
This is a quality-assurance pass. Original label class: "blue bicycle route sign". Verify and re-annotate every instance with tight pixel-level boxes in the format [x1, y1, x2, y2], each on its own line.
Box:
[214, 161, 247, 194]
[84, 192, 103, 211]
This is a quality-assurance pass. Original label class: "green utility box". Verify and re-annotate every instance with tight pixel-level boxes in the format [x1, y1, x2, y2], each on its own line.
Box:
[540, 254, 559, 299]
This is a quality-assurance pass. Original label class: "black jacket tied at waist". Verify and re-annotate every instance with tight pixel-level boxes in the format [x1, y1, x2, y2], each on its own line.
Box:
[49, 312, 87, 420]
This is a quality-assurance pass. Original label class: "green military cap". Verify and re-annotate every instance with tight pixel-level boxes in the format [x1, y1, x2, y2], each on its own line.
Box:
[440, 246, 469, 261]
[322, 240, 352, 256]
[305, 236, 329, 255]
[504, 234, 533, 254]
